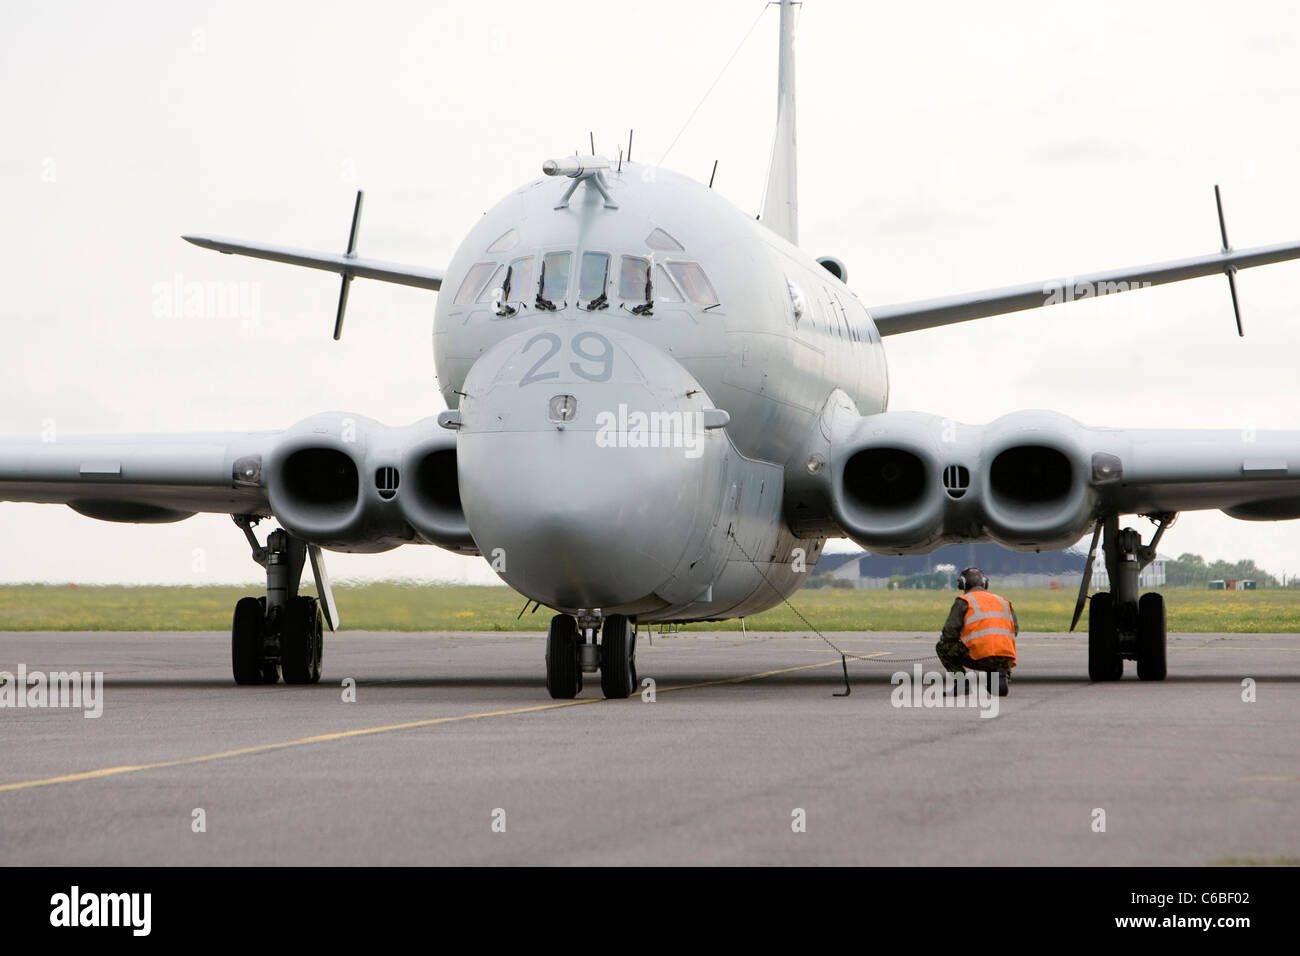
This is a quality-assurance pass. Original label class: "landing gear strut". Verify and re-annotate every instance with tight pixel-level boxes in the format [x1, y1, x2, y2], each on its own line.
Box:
[544, 610, 637, 700]
[230, 516, 324, 686]
[1087, 513, 1173, 682]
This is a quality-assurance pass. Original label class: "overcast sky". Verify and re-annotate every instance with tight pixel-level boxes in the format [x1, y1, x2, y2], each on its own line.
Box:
[2, 0, 1299, 585]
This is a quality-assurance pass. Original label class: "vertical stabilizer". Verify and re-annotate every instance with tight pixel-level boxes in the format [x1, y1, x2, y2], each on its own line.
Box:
[761, 0, 799, 245]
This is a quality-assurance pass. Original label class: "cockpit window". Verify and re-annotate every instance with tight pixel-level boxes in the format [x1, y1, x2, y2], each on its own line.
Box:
[578, 252, 610, 311]
[666, 261, 718, 305]
[486, 228, 520, 253]
[502, 256, 534, 303]
[654, 264, 683, 302]
[619, 256, 651, 301]
[453, 262, 499, 305]
[646, 228, 684, 251]
[539, 252, 570, 305]
[473, 264, 505, 303]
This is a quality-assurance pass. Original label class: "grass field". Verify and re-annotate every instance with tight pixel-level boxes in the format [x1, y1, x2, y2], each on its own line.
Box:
[0, 583, 1297, 633]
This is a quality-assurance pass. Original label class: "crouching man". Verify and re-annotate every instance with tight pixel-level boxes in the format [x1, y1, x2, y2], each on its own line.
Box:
[936, 567, 1016, 697]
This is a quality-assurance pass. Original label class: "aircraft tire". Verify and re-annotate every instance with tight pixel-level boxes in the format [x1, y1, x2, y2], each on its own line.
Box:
[546, 614, 581, 699]
[1135, 592, 1167, 681]
[282, 597, 323, 685]
[1088, 591, 1123, 681]
[599, 614, 636, 700]
[232, 596, 268, 685]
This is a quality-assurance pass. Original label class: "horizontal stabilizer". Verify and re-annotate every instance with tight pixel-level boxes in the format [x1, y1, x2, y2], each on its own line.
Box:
[869, 238, 1300, 336]
[182, 234, 444, 291]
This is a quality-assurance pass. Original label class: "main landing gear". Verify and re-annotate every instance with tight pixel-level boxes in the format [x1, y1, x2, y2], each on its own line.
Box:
[230, 517, 324, 686]
[546, 611, 637, 700]
[1087, 514, 1173, 682]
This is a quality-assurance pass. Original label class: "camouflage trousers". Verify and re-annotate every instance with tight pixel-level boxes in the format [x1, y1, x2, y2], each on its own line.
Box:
[936, 638, 1015, 675]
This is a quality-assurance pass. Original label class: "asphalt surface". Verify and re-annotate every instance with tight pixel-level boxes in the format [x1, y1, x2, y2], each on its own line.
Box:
[1, 629, 1297, 865]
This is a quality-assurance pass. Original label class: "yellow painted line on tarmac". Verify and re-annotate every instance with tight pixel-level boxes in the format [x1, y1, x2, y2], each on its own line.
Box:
[0, 653, 885, 794]
[0, 698, 604, 793]
[1241, 775, 1300, 783]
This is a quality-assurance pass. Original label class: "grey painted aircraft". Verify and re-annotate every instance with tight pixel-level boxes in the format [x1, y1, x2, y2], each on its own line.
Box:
[6, 0, 1300, 698]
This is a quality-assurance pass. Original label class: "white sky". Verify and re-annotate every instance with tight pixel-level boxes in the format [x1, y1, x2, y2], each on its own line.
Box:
[2, 0, 1299, 585]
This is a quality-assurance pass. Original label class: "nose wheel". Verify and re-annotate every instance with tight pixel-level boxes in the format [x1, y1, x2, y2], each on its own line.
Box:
[546, 614, 582, 699]
[544, 612, 637, 699]
[599, 614, 637, 699]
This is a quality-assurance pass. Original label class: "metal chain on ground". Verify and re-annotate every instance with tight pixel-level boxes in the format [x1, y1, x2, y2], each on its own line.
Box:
[725, 530, 939, 696]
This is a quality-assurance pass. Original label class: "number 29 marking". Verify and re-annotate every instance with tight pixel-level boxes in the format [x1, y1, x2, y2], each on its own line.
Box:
[519, 331, 614, 385]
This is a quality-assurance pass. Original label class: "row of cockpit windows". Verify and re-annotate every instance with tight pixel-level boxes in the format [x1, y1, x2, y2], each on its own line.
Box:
[452, 251, 719, 310]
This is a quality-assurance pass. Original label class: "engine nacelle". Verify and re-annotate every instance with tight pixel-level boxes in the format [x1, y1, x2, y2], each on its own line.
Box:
[785, 399, 1097, 553]
[816, 256, 848, 284]
[265, 413, 475, 554]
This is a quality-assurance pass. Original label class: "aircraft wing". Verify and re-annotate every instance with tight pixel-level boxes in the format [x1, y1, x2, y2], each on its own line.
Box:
[784, 397, 1300, 555]
[867, 238, 1300, 336]
[182, 235, 444, 291]
[0, 414, 474, 552]
[0, 431, 275, 522]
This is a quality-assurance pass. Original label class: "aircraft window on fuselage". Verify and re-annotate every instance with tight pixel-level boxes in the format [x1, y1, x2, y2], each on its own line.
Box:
[503, 256, 534, 303]
[539, 252, 570, 307]
[786, 277, 806, 322]
[619, 256, 651, 301]
[646, 228, 684, 251]
[665, 261, 718, 306]
[486, 228, 520, 253]
[474, 265, 505, 303]
[453, 261, 499, 305]
[654, 264, 683, 302]
[578, 252, 610, 310]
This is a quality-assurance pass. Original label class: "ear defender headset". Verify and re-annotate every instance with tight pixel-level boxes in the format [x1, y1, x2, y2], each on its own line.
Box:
[958, 568, 988, 591]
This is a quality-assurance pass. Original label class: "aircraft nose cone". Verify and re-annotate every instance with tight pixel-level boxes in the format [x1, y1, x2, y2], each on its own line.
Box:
[453, 326, 730, 613]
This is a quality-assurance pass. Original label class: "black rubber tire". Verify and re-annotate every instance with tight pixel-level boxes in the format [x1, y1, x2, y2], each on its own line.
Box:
[546, 614, 581, 699]
[1088, 591, 1123, 681]
[282, 597, 323, 685]
[600, 614, 636, 700]
[232, 596, 266, 685]
[1136, 592, 1167, 681]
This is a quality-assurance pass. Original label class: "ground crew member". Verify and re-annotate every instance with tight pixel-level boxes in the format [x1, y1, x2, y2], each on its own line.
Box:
[936, 567, 1017, 696]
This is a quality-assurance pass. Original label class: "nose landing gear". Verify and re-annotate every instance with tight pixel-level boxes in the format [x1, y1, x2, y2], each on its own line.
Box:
[545, 610, 637, 700]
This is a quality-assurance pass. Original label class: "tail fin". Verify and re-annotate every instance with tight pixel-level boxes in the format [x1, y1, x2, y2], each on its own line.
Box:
[760, 0, 799, 246]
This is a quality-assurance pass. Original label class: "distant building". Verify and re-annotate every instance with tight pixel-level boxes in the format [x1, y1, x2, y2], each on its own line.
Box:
[817, 542, 1091, 590]
[1209, 579, 1255, 591]
[1090, 553, 1167, 589]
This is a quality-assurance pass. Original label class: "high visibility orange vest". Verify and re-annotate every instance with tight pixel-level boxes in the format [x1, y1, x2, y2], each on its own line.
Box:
[959, 590, 1017, 662]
